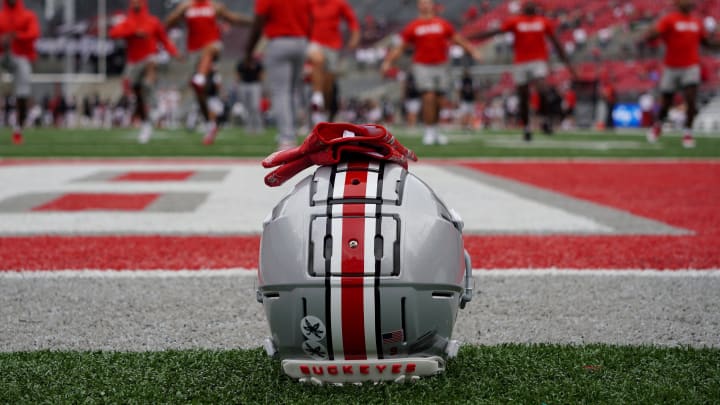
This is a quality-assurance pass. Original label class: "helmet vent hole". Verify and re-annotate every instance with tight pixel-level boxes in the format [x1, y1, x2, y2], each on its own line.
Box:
[374, 235, 384, 259]
[351, 179, 360, 185]
[323, 235, 333, 259]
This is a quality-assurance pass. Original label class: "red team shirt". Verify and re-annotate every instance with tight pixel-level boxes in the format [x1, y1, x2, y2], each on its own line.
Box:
[110, 0, 178, 63]
[656, 12, 706, 68]
[501, 15, 555, 64]
[184, 0, 222, 52]
[255, 0, 312, 39]
[0, 0, 39, 61]
[401, 17, 455, 65]
[310, 0, 359, 50]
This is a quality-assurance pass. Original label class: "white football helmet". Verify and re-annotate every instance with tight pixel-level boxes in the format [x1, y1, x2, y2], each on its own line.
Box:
[257, 160, 473, 384]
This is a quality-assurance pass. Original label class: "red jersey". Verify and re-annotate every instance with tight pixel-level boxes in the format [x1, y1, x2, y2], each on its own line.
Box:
[310, 0, 359, 50]
[656, 12, 705, 68]
[256, 0, 312, 39]
[501, 15, 554, 64]
[184, 0, 222, 52]
[0, 0, 39, 61]
[110, 0, 178, 63]
[401, 17, 455, 65]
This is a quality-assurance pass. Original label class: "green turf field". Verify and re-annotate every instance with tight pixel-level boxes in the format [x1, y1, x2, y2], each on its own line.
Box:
[1, 127, 720, 158]
[1, 345, 718, 404]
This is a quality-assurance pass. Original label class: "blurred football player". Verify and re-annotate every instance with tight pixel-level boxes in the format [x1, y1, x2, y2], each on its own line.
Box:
[471, 1, 575, 142]
[111, 0, 179, 144]
[244, 0, 312, 151]
[0, 0, 39, 145]
[307, 0, 360, 124]
[166, 0, 251, 145]
[382, 0, 480, 146]
[641, 0, 720, 148]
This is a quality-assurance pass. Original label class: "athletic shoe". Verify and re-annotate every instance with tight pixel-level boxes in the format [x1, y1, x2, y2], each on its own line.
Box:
[523, 130, 533, 142]
[11, 131, 23, 145]
[682, 134, 696, 149]
[202, 122, 219, 145]
[646, 124, 661, 143]
[138, 122, 153, 144]
[436, 133, 449, 145]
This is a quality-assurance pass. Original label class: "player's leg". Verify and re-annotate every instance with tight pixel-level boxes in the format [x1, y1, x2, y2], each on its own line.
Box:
[307, 44, 327, 123]
[12, 57, 33, 145]
[265, 38, 302, 150]
[648, 92, 673, 143]
[420, 91, 437, 145]
[191, 45, 221, 123]
[517, 83, 531, 141]
[135, 61, 156, 144]
[327, 79, 339, 122]
[321, 49, 340, 123]
[513, 62, 533, 141]
[250, 82, 264, 133]
[531, 62, 552, 136]
[681, 84, 698, 148]
[649, 67, 678, 143]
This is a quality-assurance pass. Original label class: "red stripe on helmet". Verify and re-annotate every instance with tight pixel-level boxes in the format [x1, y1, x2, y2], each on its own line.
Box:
[340, 161, 369, 360]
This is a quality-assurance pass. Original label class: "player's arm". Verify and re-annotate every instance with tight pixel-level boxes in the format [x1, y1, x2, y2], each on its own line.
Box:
[109, 17, 135, 39]
[453, 33, 481, 61]
[380, 41, 406, 74]
[468, 28, 502, 41]
[215, 2, 253, 26]
[165, 1, 190, 28]
[244, 14, 266, 65]
[155, 21, 180, 58]
[14, 13, 40, 41]
[640, 25, 661, 43]
[547, 31, 576, 78]
[341, 1, 361, 50]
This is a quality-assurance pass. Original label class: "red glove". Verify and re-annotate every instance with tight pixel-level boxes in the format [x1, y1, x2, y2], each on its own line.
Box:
[263, 123, 417, 187]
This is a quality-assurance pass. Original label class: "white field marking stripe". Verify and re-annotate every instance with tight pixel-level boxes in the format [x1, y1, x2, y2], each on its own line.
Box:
[3, 268, 720, 279]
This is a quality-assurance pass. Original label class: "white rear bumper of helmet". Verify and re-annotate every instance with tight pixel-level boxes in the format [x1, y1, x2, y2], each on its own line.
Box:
[282, 357, 445, 385]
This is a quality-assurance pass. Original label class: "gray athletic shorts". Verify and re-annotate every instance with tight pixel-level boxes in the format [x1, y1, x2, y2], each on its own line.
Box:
[412, 63, 450, 93]
[660, 65, 701, 93]
[124, 56, 155, 87]
[513, 60, 549, 86]
[2, 55, 32, 97]
[404, 98, 421, 114]
[308, 42, 340, 73]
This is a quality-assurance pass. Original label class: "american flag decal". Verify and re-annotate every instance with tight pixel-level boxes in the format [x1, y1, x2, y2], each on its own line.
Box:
[382, 330, 404, 344]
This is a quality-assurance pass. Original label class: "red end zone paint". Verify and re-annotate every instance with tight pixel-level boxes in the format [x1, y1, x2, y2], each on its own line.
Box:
[462, 162, 720, 270]
[0, 236, 260, 271]
[32, 193, 160, 212]
[112, 171, 195, 181]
